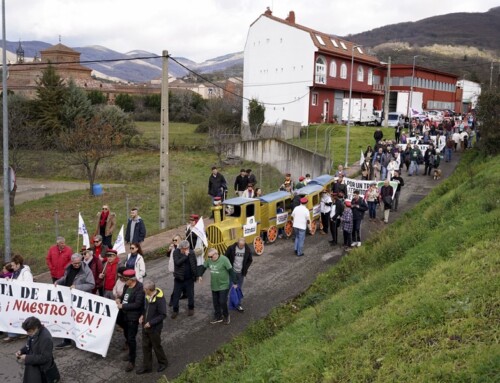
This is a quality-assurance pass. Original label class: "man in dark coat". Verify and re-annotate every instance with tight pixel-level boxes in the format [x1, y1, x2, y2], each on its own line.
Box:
[116, 269, 145, 373]
[331, 175, 347, 196]
[17, 316, 57, 383]
[329, 192, 344, 245]
[225, 238, 253, 312]
[136, 279, 168, 375]
[234, 169, 248, 196]
[350, 190, 368, 247]
[208, 166, 227, 203]
[125, 208, 146, 244]
[171, 240, 198, 319]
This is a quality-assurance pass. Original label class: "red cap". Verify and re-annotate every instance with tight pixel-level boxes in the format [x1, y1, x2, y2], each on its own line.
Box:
[105, 249, 118, 256]
[300, 197, 308, 204]
[123, 269, 136, 278]
[344, 200, 351, 207]
[214, 197, 221, 201]
[298, 176, 305, 181]
[189, 214, 199, 221]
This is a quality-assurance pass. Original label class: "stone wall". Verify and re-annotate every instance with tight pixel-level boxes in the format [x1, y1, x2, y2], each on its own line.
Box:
[231, 138, 332, 178]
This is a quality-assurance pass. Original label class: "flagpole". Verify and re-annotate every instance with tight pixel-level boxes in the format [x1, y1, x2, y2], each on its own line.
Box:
[77, 212, 81, 251]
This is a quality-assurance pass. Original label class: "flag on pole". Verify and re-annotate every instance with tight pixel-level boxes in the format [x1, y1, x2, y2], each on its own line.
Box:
[360, 149, 365, 166]
[191, 216, 208, 247]
[78, 213, 90, 248]
[113, 225, 126, 255]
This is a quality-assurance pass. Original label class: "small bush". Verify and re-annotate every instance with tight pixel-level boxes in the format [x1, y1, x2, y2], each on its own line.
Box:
[195, 121, 210, 133]
[185, 188, 212, 218]
[189, 113, 205, 124]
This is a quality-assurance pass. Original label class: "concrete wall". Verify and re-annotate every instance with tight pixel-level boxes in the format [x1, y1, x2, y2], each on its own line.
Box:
[241, 119, 302, 141]
[232, 138, 331, 178]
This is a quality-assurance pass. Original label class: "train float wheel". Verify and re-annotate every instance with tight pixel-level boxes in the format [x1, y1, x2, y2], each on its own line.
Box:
[284, 220, 293, 238]
[267, 226, 278, 243]
[309, 219, 317, 235]
[253, 236, 264, 255]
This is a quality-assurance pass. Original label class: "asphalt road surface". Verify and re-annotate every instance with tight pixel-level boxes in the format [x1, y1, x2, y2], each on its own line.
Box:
[0, 154, 459, 382]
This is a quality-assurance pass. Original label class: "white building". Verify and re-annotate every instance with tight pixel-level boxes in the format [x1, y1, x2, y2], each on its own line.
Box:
[457, 79, 481, 111]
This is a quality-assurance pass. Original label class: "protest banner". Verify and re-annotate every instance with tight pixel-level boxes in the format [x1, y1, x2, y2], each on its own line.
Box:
[344, 177, 399, 200]
[0, 280, 118, 357]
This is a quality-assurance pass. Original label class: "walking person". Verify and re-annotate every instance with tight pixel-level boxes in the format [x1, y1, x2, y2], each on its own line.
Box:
[234, 169, 248, 197]
[46, 236, 72, 283]
[366, 183, 379, 220]
[225, 238, 253, 312]
[125, 208, 146, 245]
[116, 269, 145, 373]
[54, 253, 95, 349]
[136, 279, 168, 375]
[171, 240, 197, 319]
[125, 243, 146, 283]
[379, 180, 394, 224]
[199, 248, 237, 325]
[319, 188, 332, 235]
[391, 170, 405, 212]
[291, 197, 310, 257]
[95, 204, 116, 248]
[341, 200, 353, 250]
[100, 249, 120, 299]
[350, 190, 368, 247]
[16, 316, 59, 383]
[329, 193, 344, 246]
[208, 166, 227, 203]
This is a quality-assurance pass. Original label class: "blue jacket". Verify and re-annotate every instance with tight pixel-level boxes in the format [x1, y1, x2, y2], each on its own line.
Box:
[125, 217, 146, 243]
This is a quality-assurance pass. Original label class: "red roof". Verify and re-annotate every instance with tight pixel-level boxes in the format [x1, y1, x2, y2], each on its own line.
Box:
[256, 11, 380, 65]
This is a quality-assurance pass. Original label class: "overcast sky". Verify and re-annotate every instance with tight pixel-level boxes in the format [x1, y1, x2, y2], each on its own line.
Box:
[6, 0, 499, 62]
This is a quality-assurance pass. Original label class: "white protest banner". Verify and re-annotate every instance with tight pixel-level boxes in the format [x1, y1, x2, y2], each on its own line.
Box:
[276, 212, 288, 225]
[397, 144, 429, 152]
[70, 288, 118, 357]
[78, 212, 90, 248]
[360, 150, 365, 165]
[312, 204, 321, 217]
[344, 177, 399, 200]
[191, 216, 208, 247]
[0, 280, 118, 357]
[113, 225, 126, 254]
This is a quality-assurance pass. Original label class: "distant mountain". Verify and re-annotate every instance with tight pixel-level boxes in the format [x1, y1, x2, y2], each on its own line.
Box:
[7, 40, 243, 83]
[344, 7, 500, 84]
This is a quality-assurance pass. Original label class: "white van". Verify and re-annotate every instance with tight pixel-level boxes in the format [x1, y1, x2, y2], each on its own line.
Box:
[386, 112, 400, 127]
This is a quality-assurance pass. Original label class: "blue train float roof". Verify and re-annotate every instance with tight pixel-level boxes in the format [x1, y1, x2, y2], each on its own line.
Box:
[308, 174, 335, 186]
[296, 184, 324, 195]
[259, 190, 292, 203]
[223, 197, 260, 206]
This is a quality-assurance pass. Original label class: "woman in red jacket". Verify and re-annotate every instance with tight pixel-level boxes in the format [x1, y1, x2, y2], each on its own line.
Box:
[100, 249, 119, 299]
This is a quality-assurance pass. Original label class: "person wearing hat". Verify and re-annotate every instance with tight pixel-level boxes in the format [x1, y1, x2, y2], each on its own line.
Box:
[54, 253, 95, 349]
[171, 240, 197, 319]
[341, 200, 353, 250]
[116, 269, 145, 373]
[100, 249, 120, 299]
[295, 176, 306, 190]
[351, 190, 368, 247]
[329, 192, 344, 246]
[291, 197, 310, 257]
[320, 188, 332, 235]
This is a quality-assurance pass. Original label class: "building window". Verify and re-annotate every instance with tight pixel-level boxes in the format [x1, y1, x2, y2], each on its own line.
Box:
[312, 93, 318, 106]
[315, 57, 326, 84]
[340, 62, 347, 79]
[357, 65, 364, 82]
[367, 68, 373, 85]
[329, 60, 337, 78]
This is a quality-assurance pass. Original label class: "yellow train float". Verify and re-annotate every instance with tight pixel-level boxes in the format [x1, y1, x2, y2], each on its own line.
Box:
[206, 174, 335, 255]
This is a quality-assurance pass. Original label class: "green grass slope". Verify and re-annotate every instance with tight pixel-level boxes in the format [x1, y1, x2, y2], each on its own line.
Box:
[173, 150, 500, 383]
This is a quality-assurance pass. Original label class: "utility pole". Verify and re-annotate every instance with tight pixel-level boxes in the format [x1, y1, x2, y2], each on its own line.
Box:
[159, 50, 169, 229]
[383, 56, 391, 128]
[490, 61, 494, 88]
[2, 0, 11, 262]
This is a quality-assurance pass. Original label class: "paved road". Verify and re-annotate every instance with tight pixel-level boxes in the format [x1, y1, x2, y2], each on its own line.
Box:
[0, 154, 459, 382]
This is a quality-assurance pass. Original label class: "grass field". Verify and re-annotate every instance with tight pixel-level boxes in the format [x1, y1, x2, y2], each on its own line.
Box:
[171, 149, 500, 383]
[136, 121, 209, 148]
[288, 124, 394, 166]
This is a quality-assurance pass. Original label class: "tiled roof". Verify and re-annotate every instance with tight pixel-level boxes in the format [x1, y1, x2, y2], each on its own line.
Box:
[41, 43, 79, 55]
[258, 12, 380, 65]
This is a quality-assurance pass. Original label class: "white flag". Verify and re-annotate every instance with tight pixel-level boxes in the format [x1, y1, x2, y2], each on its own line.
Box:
[360, 149, 365, 166]
[78, 213, 90, 248]
[191, 216, 208, 247]
[113, 225, 126, 255]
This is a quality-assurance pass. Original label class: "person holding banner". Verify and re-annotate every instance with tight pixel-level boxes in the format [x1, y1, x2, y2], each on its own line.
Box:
[83, 249, 103, 295]
[186, 215, 200, 251]
[116, 269, 145, 373]
[16, 316, 58, 383]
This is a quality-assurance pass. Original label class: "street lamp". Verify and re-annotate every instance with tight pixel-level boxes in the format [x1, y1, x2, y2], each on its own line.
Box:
[344, 44, 361, 168]
[407, 55, 420, 119]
